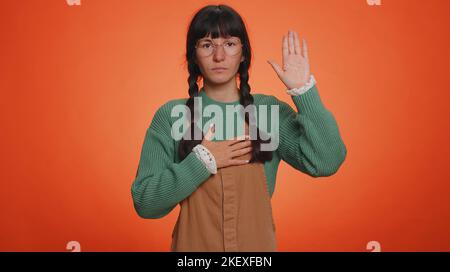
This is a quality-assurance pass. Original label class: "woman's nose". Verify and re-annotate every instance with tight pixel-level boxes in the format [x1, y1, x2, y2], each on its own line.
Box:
[212, 45, 226, 60]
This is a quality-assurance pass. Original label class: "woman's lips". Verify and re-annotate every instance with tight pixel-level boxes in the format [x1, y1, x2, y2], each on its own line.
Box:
[212, 68, 227, 72]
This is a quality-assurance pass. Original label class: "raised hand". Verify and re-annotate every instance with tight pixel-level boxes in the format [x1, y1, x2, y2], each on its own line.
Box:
[267, 30, 311, 89]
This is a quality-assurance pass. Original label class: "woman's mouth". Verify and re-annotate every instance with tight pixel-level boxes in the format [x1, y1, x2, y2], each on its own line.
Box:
[212, 68, 227, 72]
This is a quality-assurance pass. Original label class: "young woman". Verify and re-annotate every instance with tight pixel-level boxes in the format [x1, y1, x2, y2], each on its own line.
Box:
[131, 4, 347, 252]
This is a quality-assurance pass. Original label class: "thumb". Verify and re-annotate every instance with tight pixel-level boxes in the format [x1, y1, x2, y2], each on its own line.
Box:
[204, 123, 215, 141]
[267, 59, 283, 77]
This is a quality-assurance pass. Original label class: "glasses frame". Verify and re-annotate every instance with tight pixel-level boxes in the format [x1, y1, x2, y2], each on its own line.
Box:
[195, 38, 243, 57]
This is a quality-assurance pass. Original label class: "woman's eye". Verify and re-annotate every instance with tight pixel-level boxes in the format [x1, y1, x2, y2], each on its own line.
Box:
[202, 43, 212, 48]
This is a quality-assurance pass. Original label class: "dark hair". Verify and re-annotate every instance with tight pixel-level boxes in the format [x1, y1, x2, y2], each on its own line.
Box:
[178, 4, 273, 163]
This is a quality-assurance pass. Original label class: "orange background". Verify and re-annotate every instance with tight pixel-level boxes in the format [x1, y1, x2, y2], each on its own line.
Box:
[1, 0, 450, 252]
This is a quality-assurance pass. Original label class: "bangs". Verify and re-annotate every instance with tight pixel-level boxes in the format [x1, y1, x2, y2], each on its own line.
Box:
[195, 12, 243, 41]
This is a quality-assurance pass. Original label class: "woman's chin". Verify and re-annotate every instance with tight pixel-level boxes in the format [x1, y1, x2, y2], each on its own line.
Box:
[207, 75, 232, 84]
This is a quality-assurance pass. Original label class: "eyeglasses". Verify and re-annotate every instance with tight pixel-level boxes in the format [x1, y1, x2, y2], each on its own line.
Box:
[195, 38, 243, 57]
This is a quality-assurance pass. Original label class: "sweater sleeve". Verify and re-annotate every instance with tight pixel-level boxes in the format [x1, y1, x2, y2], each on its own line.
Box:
[275, 84, 347, 177]
[131, 103, 212, 219]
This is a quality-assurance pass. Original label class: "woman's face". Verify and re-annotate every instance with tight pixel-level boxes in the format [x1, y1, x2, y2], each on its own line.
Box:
[194, 34, 244, 85]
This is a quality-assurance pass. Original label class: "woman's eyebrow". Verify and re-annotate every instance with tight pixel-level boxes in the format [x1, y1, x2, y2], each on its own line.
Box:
[199, 37, 236, 42]
[199, 38, 235, 42]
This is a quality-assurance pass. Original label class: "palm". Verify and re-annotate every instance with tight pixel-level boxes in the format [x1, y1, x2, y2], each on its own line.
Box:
[268, 30, 311, 89]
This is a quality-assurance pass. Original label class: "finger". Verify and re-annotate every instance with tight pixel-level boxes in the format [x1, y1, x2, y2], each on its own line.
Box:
[230, 140, 252, 151]
[228, 159, 250, 166]
[293, 31, 301, 55]
[302, 38, 309, 59]
[282, 34, 288, 61]
[231, 146, 252, 157]
[235, 134, 248, 141]
[225, 133, 248, 141]
[225, 135, 249, 145]
[204, 123, 215, 141]
[288, 30, 294, 55]
[267, 59, 284, 76]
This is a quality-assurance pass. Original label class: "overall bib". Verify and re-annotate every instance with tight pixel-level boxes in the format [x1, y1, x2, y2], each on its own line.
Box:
[171, 141, 277, 252]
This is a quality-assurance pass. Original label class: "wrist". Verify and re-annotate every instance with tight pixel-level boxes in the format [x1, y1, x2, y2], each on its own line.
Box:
[192, 144, 217, 174]
[286, 74, 316, 96]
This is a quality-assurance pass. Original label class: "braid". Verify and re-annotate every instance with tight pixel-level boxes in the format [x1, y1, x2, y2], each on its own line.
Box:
[238, 68, 273, 163]
[177, 62, 203, 161]
[238, 68, 253, 107]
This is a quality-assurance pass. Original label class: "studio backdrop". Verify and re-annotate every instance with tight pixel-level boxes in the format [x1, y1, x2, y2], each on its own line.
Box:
[1, 0, 450, 251]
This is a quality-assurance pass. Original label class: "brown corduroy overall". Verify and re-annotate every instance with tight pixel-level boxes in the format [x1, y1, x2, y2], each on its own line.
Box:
[171, 136, 277, 252]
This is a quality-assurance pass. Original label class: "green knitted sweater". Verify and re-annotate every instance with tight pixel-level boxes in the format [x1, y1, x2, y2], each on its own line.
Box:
[131, 84, 347, 219]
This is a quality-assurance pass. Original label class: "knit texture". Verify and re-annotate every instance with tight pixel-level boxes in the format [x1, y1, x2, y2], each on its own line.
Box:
[131, 85, 347, 218]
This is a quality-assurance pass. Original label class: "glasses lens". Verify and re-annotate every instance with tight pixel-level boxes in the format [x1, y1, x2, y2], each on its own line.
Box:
[197, 41, 213, 56]
[224, 39, 241, 55]
[197, 39, 241, 56]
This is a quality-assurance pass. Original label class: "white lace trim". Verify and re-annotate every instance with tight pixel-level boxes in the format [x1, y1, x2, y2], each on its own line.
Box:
[285, 74, 316, 96]
[192, 144, 217, 174]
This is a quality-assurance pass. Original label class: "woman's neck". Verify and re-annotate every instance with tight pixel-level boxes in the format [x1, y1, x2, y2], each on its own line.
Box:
[202, 79, 240, 103]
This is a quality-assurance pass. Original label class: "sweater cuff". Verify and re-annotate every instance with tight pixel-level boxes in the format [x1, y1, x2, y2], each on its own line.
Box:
[181, 151, 212, 188]
[290, 84, 326, 115]
[192, 144, 218, 174]
[286, 74, 316, 96]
